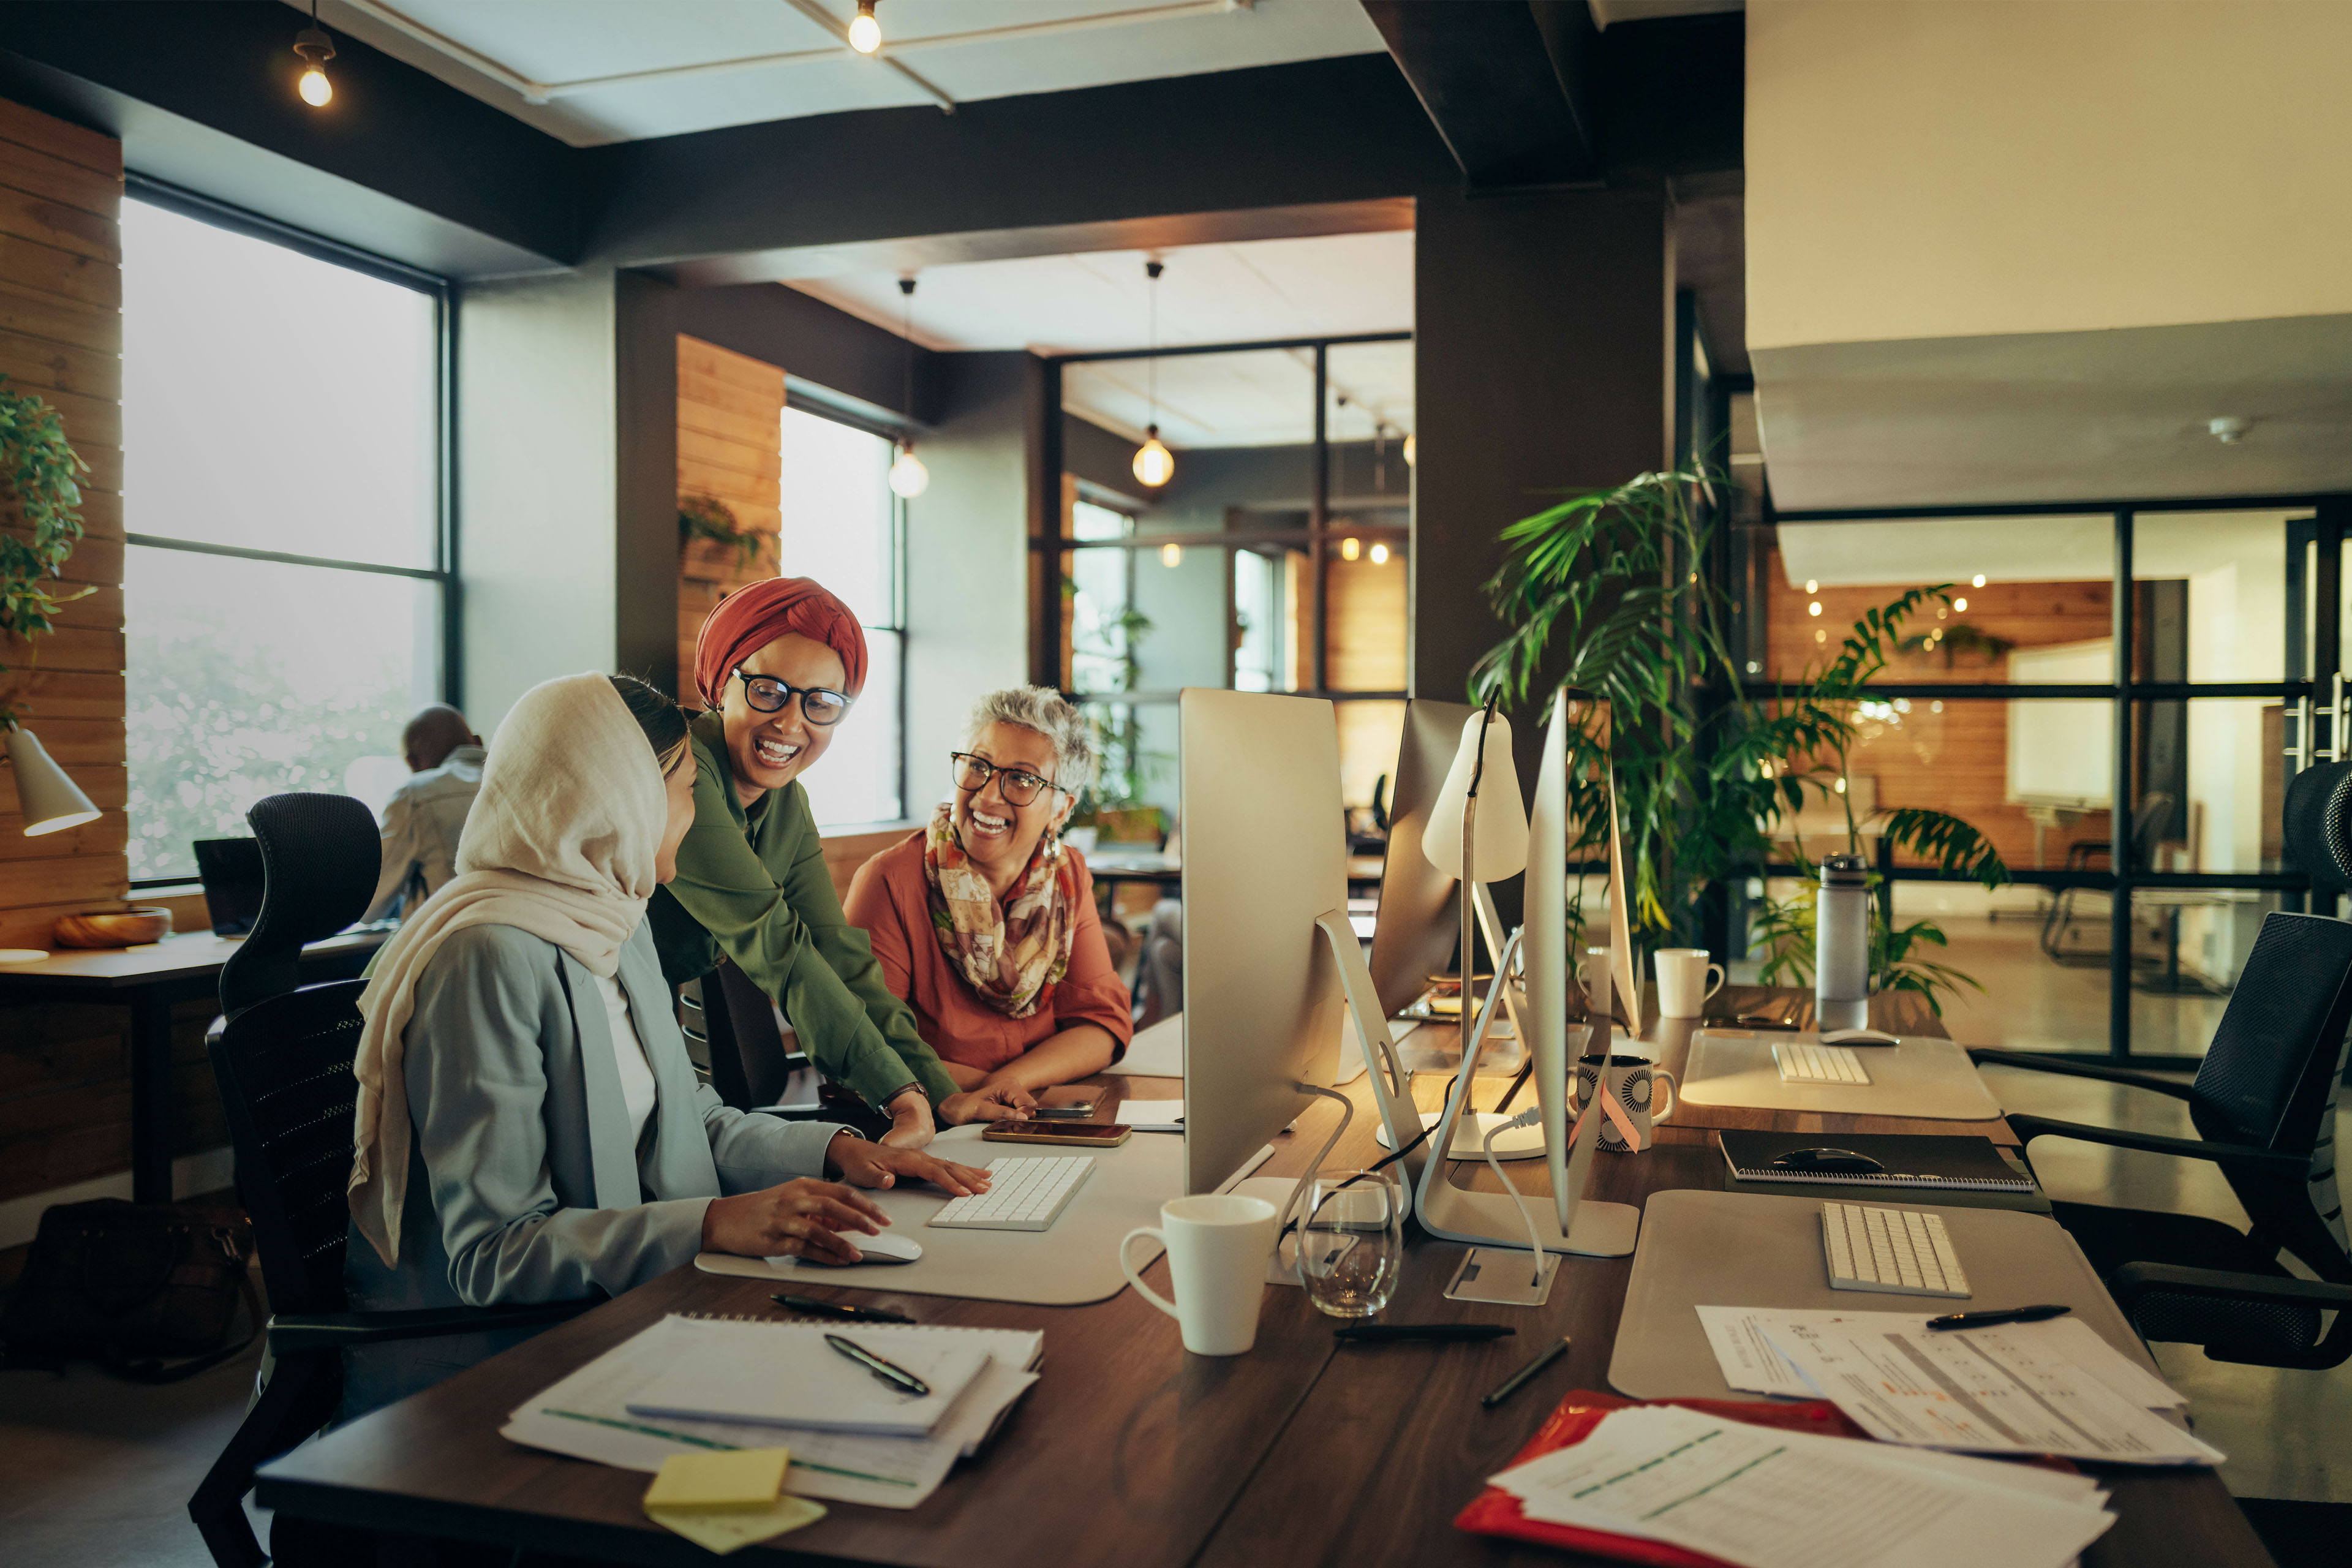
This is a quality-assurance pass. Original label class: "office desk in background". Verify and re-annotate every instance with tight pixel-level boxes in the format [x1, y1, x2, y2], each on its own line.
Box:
[0, 928, 383, 1202]
[255, 988, 2268, 1568]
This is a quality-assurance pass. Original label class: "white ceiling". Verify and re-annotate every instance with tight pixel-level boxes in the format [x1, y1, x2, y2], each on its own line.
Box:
[303, 0, 1387, 146]
[1775, 510, 2300, 589]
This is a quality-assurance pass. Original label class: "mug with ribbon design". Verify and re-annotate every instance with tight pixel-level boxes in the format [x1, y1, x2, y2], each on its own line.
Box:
[1571, 1054, 1678, 1153]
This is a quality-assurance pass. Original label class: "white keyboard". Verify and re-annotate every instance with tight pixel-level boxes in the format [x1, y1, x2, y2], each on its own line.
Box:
[1822, 1202, 1971, 1298]
[927, 1155, 1097, 1232]
[1774, 1042, 1872, 1085]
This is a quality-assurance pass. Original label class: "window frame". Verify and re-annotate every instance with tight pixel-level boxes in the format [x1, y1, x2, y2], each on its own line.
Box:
[119, 176, 457, 888]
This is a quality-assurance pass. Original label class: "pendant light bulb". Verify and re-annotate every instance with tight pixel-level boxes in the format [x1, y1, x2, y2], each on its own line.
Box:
[1401, 433, 1417, 466]
[1133, 426, 1175, 489]
[889, 444, 930, 499]
[848, 1, 882, 53]
[293, 5, 336, 108]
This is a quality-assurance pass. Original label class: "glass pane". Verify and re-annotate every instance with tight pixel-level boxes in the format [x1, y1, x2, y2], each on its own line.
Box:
[2132, 510, 2292, 684]
[1129, 540, 1232, 692]
[1079, 699, 1178, 816]
[1766, 516, 2114, 684]
[779, 407, 895, 626]
[1069, 536, 1137, 699]
[1336, 699, 1406, 814]
[1324, 536, 1407, 694]
[1232, 548, 1283, 692]
[802, 629, 902, 828]
[124, 547, 437, 882]
[1323, 339, 1412, 510]
[122, 201, 437, 570]
[2129, 697, 2278, 878]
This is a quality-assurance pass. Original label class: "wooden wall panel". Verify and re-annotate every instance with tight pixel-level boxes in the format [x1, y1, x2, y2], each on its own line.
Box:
[0, 96, 132, 1207]
[676, 334, 783, 698]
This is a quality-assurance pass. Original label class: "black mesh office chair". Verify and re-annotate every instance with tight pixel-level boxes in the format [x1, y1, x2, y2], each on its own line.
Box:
[189, 794, 587, 1568]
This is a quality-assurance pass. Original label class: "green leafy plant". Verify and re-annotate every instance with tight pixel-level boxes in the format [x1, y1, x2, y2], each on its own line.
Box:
[1472, 467, 2009, 1014]
[678, 492, 769, 575]
[0, 377, 92, 729]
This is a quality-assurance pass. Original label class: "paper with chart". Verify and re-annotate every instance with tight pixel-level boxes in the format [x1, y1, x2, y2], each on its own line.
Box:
[502, 1315, 1041, 1509]
[1487, 1404, 2114, 1568]
[1697, 1308, 2218, 1464]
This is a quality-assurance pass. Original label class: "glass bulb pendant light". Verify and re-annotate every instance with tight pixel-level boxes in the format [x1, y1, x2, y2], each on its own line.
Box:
[889, 276, 929, 498]
[294, 0, 336, 106]
[1132, 259, 1175, 488]
[848, 0, 883, 54]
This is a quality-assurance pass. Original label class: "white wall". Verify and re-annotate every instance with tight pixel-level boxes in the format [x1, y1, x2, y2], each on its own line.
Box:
[456, 271, 620, 740]
[1748, 1, 2352, 350]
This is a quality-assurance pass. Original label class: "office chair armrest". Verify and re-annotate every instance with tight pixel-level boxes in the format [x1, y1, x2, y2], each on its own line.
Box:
[2110, 1263, 2352, 1370]
[266, 1299, 595, 1358]
[1967, 1049, 2196, 1099]
[2005, 1114, 2311, 1178]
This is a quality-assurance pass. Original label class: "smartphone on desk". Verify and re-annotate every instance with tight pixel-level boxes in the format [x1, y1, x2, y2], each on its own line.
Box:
[1028, 1099, 1098, 1120]
[985, 1121, 1132, 1148]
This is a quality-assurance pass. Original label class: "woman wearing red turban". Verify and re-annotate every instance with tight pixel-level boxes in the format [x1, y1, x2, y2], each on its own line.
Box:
[649, 578, 1031, 1147]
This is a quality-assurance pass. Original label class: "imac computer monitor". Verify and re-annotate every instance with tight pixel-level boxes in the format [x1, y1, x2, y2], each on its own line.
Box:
[1178, 688, 1349, 1196]
[1366, 698, 1476, 1019]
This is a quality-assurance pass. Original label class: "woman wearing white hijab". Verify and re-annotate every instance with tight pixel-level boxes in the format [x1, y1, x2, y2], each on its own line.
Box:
[341, 673, 989, 1418]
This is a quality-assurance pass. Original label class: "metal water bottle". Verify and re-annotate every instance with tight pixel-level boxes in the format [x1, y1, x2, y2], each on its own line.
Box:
[1815, 854, 1872, 1032]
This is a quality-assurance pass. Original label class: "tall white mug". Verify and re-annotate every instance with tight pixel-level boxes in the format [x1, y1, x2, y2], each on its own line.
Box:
[1653, 948, 1725, 1019]
[1118, 1194, 1279, 1355]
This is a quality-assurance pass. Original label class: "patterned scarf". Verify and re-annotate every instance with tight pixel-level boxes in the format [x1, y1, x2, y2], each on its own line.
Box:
[922, 801, 1080, 1019]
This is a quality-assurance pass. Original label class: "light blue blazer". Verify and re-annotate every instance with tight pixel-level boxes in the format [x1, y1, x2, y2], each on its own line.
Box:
[341, 918, 846, 1418]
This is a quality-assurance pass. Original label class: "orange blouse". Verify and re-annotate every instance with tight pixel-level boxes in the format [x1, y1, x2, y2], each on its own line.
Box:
[843, 833, 1134, 1074]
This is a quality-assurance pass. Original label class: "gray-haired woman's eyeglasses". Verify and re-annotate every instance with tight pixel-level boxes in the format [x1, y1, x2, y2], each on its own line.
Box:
[733, 668, 853, 726]
[951, 752, 1063, 808]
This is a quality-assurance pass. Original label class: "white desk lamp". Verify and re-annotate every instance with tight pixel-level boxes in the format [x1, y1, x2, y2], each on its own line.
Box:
[1, 723, 101, 963]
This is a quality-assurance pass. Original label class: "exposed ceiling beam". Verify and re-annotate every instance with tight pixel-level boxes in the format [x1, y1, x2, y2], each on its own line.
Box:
[1359, 0, 1602, 189]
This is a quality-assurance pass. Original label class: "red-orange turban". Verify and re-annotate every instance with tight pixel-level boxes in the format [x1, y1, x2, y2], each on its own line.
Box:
[692, 577, 869, 709]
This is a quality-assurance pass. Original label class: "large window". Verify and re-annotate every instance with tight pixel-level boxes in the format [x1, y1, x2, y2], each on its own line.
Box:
[778, 405, 905, 826]
[120, 196, 447, 883]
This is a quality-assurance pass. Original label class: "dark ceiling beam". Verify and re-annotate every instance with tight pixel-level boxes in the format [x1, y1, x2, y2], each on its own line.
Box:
[1360, 0, 1604, 189]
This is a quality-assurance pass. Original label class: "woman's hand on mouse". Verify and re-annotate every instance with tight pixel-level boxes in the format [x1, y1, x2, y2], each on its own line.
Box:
[702, 1179, 888, 1264]
[827, 1134, 992, 1198]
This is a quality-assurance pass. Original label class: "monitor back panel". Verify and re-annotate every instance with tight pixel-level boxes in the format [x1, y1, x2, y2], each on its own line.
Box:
[1367, 697, 1474, 1020]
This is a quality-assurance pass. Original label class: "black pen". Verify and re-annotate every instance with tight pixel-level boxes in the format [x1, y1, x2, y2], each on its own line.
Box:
[825, 1332, 932, 1396]
[1926, 1303, 2072, 1332]
[772, 1293, 913, 1324]
[1482, 1335, 1572, 1408]
[1335, 1324, 1515, 1344]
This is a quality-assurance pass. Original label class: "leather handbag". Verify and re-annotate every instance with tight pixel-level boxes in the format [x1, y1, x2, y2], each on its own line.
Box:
[1, 1197, 260, 1382]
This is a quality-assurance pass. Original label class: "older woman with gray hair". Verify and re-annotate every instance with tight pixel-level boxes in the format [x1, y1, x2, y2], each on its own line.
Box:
[844, 686, 1133, 1094]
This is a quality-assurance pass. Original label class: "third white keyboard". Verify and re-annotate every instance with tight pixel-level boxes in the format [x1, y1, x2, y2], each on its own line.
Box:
[1774, 1042, 1871, 1085]
[1822, 1202, 1971, 1298]
[927, 1155, 1097, 1232]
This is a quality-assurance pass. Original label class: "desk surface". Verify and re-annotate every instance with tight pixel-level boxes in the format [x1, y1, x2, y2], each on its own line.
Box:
[0, 927, 383, 989]
[256, 990, 2268, 1568]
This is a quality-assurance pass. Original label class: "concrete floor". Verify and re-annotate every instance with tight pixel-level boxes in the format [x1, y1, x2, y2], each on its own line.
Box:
[1, 922, 2343, 1565]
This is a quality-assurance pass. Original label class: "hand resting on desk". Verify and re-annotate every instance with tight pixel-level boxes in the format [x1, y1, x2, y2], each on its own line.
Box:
[700, 1137, 995, 1264]
[828, 1136, 993, 1198]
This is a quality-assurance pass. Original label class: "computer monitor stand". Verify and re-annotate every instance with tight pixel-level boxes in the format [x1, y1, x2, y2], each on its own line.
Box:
[1370, 882, 1544, 1160]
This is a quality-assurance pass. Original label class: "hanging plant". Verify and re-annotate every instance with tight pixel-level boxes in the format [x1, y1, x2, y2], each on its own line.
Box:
[0, 375, 92, 729]
[679, 492, 769, 575]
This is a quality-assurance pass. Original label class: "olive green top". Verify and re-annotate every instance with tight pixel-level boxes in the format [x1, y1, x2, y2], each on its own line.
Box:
[649, 713, 958, 1110]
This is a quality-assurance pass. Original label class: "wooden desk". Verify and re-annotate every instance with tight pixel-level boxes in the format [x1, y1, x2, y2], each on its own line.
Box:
[254, 991, 2269, 1567]
[0, 929, 382, 1202]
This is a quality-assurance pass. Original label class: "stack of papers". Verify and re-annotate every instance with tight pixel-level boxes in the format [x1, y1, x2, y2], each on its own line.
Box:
[503, 1314, 1042, 1509]
[1117, 1098, 1184, 1132]
[1488, 1404, 2115, 1568]
[1696, 1306, 2221, 1466]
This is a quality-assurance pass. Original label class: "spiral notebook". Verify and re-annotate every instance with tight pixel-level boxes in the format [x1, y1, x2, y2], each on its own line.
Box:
[1719, 1131, 2036, 1193]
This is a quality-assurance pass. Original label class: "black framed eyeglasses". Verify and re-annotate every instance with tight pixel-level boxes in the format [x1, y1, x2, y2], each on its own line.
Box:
[732, 668, 853, 726]
[951, 752, 1063, 808]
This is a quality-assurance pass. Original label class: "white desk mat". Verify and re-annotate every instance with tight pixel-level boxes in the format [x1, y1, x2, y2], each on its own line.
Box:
[1607, 1189, 2152, 1401]
[696, 1124, 1189, 1306]
[1105, 1011, 1370, 1086]
[1679, 1030, 2002, 1120]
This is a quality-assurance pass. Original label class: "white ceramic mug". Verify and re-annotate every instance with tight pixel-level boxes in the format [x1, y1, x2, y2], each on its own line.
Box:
[1119, 1194, 1279, 1355]
[1574, 1054, 1678, 1152]
[1653, 948, 1725, 1019]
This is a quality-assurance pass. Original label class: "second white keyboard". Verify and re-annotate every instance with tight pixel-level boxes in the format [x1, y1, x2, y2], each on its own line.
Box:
[1822, 1202, 1971, 1298]
[927, 1155, 1097, 1232]
[1774, 1041, 1872, 1084]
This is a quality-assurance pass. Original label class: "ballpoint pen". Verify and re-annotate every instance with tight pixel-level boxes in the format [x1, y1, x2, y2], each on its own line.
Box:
[1925, 1303, 2072, 1332]
[1334, 1324, 1515, 1344]
[772, 1293, 913, 1324]
[1481, 1334, 1572, 1408]
[825, 1332, 932, 1395]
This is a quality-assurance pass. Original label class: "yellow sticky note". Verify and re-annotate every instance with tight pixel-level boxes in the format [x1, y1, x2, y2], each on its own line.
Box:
[643, 1448, 791, 1512]
[646, 1496, 826, 1555]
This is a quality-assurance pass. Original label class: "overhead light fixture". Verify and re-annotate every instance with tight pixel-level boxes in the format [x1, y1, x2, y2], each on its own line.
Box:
[5, 725, 100, 837]
[1804, 579, 1818, 593]
[1341, 537, 1361, 562]
[1132, 259, 1175, 489]
[2209, 415, 2250, 445]
[1369, 543, 1390, 565]
[848, 0, 883, 54]
[1401, 433, 1415, 466]
[1954, 597, 1969, 612]
[1972, 573, 1986, 587]
[1807, 601, 1823, 617]
[293, 0, 336, 107]
[888, 277, 929, 499]
[1159, 542, 1183, 568]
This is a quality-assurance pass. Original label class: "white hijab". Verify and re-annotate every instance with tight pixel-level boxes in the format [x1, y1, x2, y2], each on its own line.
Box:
[348, 673, 668, 1267]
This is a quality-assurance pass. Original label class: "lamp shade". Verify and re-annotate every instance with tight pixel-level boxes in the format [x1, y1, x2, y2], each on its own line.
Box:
[1421, 711, 1528, 881]
[6, 726, 100, 836]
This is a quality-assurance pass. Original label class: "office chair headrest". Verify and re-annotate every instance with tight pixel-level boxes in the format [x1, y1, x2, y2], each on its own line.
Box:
[2283, 760, 2352, 895]
[219, 793, 382, 1016]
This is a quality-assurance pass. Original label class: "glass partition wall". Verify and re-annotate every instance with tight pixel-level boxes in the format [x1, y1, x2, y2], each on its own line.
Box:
[1043, 334, 1411, 831]
[1755, 496, 2348, 1062]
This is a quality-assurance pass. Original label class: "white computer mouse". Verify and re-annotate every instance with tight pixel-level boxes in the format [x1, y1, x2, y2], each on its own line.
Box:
[808, 1230, 922, 1266]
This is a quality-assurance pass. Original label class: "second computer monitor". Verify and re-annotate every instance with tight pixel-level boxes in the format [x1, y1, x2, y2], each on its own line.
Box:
[1366, 697, 1477, 1020]
[1178, 688, 1349, 1196]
